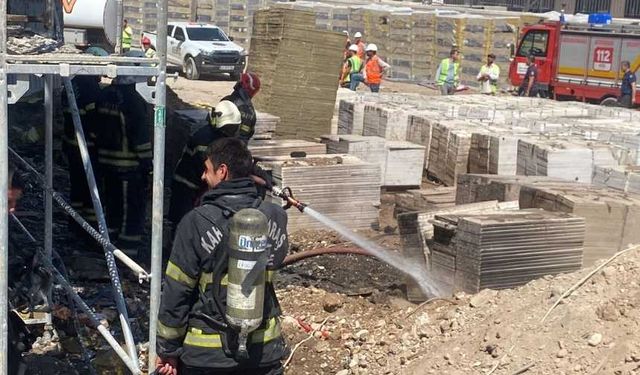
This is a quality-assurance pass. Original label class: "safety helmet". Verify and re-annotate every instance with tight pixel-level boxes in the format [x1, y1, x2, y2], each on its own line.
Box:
[212, 100, 242, 133]
[142, 36, 151, 46]
[348, 44, 359, 52]
[239, 72, 261, 98]
[354, 32, 362, 38]
[366, 43, 378, 52]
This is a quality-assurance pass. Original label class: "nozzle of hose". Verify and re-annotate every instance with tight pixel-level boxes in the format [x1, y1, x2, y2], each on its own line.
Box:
[271, 185, 306, 213]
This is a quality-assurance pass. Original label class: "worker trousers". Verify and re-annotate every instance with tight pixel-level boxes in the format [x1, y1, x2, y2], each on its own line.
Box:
[101, 169, 149, 257]
[178, 362, 284, 375]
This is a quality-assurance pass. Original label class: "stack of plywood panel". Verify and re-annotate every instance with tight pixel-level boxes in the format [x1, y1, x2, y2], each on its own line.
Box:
[406, 113, 435, 171]
[431, 210, 585, 294]
[249, 139, 327, 158]
[397, 200, 519, 301]
[394, 186, 457, 216]
[458, 16, 490, 87]
[249, 8, 344, 140]
[337, 99, 366, 136]
[254, 112, 280, 140]
[517, 139, 594, 183]
[388, 11, 414, 80]
[384, 141, 426, 187]
[320, 135, 386, 184]
[455, 174, 572, 205]
[410, 12, 437, 81]
[362, 103, 410, 141]
[427, 121, 475, 186]
[468, 133, 519, 175]
[592, 166, 640, 195]
[259, 154, 381, 232]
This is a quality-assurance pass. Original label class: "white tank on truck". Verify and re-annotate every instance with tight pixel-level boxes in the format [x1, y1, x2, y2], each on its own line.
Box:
[62, 0, 118, 48]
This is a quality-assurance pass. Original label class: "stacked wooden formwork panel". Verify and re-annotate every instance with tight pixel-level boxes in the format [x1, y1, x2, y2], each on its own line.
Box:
[388, 11, 414, 80]
[249, 8, 344, 140]
[411, 12, 438, 81]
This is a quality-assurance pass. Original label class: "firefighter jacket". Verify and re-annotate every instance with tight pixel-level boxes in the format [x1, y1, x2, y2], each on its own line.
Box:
[157, 178, 289, 369]
[173, 124, 227, 196]
[95, 84, 152, 172]
[222, 87, 256, 141]
[62, 76, 101, 153]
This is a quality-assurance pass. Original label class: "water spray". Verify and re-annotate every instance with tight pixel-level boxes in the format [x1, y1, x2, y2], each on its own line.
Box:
[259, 179, 444, 298]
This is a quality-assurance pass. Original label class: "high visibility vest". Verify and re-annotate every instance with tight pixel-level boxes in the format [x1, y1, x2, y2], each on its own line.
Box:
[437, 58, 460, 86]
[365, 55, 383, 85]
[122, 26, 133, 49]
[344, 55, 362, 83]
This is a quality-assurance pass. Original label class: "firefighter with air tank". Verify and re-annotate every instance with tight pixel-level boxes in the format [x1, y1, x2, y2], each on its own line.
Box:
[156, 138, 289, 375]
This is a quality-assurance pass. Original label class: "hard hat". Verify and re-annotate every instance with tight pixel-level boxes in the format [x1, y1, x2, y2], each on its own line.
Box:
[366, 43, 378, 52]
[239, 72, 261, 98]
[349, 44, 359, 52]
[354, 32, 362, 38]
[213, 100, 242, 129]
[142, 36, 151, 45]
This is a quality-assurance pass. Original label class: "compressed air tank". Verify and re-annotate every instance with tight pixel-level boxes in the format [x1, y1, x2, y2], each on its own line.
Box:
[225, 208, 268, 332]
[62, 0, 118, 46]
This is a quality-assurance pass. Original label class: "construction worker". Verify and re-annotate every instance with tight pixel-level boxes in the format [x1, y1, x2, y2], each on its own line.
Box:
[156, 137, 289, 375]
[477, 53, 500, 95]
[342, 30, 351, 60]
[340, 44, 363, 91]
[353, 32, 365, 60]
[223, 72, 260, 141]
[619, 60, 636, 108]
[363, 43, 390, 93]
[62, 75, 102, 238]
[518, 55, 538, 97]
[168, 100, 242, 231]
[435, 48, 461, 95]
[142, 36, 156, 59]
[95, 76, 152, 258]
[122, 19, 133, 53]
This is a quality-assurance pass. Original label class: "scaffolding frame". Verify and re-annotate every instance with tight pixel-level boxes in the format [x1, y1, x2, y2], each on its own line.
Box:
[0, 0, 168, 373]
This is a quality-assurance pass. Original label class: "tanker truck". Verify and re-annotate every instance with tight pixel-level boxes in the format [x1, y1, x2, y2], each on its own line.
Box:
[62, 0, 119, 49]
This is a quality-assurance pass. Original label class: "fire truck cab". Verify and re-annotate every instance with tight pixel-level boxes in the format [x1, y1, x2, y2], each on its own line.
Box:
[508, 21, 640, 105]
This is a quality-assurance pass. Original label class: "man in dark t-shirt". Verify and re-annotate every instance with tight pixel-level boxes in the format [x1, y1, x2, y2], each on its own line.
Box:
[619, 60, 636, 108]
[518, 55, 538, 97]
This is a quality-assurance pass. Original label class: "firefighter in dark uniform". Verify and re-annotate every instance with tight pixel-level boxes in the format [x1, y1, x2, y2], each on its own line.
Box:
[62, 75, 102, 236]
[168, 100, 242, 230]
[95, 76, 152, 257]
[156, 138, 289, 375]
[222, 72, 260, 141]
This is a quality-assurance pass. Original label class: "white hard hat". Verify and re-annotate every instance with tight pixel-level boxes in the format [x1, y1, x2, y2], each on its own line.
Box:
[354, 32, 362, 38]
[348, 44, 359, 52]
[213, 100, 241, 129]
[343, 30, 349, 35]
[366, 43, 378, 52]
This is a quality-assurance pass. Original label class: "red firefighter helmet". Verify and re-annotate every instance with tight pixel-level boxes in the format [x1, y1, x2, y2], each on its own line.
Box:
[142, 36, 151, 46]
[239, 72, 261, 98]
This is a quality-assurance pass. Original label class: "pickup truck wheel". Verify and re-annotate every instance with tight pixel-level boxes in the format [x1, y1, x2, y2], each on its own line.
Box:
[600, 97, 618, 107]
[184, 57, 200, 80]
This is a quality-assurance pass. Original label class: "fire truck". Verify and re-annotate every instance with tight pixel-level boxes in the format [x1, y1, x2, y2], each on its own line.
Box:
[508, 21, 640, 105]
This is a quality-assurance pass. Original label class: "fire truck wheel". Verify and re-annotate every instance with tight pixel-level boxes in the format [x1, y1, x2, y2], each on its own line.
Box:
[600, 97, 618, 107]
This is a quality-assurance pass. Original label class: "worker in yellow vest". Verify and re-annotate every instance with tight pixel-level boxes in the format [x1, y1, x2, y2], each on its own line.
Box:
[435, 48, 461, 95]
[340, 44, 363, 91]
[477, 53, 500, 95]
[122, 19, 133, 53]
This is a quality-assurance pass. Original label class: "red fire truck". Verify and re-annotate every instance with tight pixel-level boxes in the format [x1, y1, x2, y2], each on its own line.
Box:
[508, 21, 640, 105]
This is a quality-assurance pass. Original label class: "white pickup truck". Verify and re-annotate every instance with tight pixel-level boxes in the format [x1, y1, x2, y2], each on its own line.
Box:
[143, 22, 247, 80]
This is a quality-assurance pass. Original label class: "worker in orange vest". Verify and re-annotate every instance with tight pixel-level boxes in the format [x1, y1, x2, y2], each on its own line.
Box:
[354, 32, 366, 60]
[363, 44, 390, 93]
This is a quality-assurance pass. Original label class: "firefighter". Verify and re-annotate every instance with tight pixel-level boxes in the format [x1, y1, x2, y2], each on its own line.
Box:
[168, 100, 242, 230]
[62, 75, 102, 239]
[156, 137, 289, 375]
[222, 72, 260, 141]
[477, 53, 500, 95]
[122, 19, 133, 53]
[619, 60, 636, 108]
[142, 36, 156, 59]
[95, 76, 152, 257]
[435, 48, 461, 95]
[518, 55, 539, 97]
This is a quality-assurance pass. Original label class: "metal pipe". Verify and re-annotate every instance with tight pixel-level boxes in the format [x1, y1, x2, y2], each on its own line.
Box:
[149, 0, 169, 369]
[9, 147, 150, 280]
[115, 0, 123, 54]
[0, 0, 9, 371]
[44, 75, 54, 330]
[62, 78, 138, 368]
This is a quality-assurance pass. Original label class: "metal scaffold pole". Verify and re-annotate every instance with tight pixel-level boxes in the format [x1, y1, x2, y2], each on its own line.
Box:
[0, 0, 8, 373]
[44, 75, 54, 330]
[149, 0, 169, 370]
